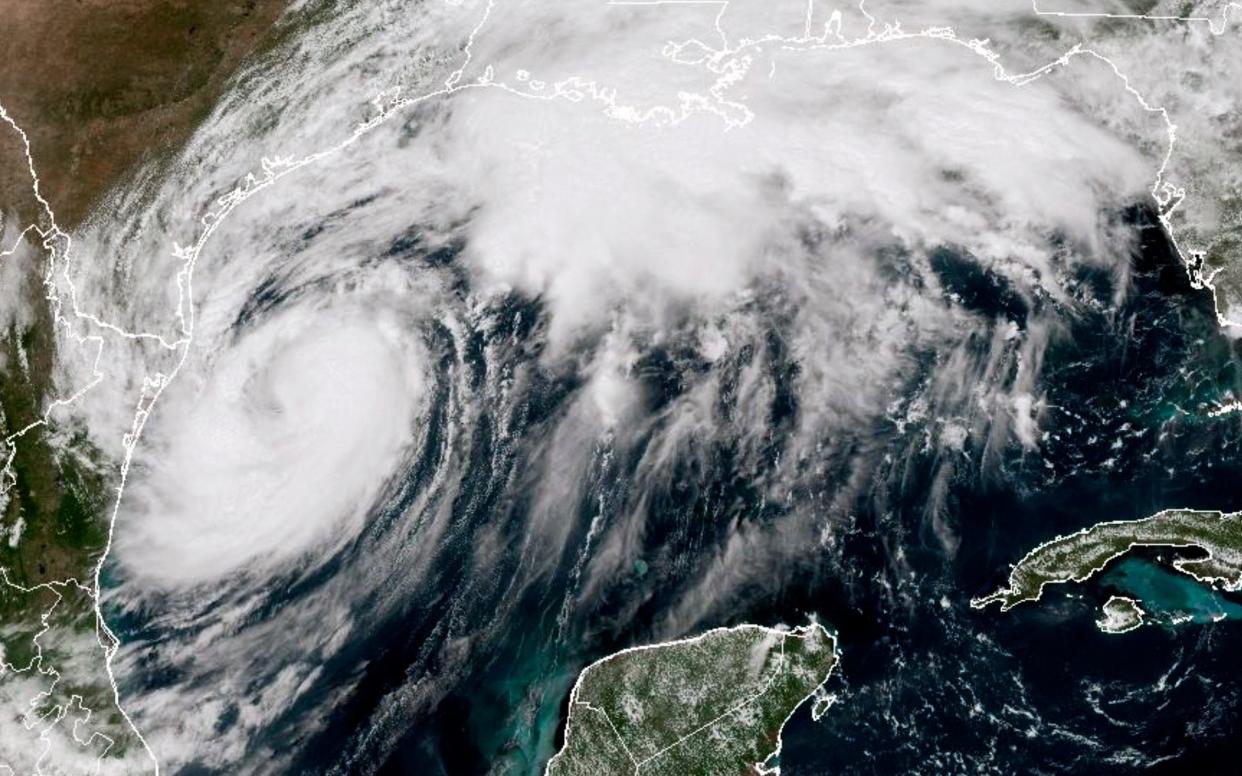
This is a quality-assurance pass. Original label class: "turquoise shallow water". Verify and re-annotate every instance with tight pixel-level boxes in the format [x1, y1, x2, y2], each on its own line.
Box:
[1101, 557, 1242, 625]
[103, 193, 1242, 771]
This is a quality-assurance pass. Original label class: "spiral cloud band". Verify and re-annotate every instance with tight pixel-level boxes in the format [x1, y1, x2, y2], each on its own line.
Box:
[11, 0, 1235, 772]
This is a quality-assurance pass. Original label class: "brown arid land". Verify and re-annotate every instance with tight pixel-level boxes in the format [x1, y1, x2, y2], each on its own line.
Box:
[0, 0, 289, 228]
[0, 6, 290, 764]
[0, 0, 292, 587]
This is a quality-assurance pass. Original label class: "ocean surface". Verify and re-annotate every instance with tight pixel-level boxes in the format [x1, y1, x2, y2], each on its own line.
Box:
[105, 203, 1242, 774]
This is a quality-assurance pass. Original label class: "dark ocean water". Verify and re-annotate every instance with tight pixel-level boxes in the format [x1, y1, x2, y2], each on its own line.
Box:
[107, 205, 1242, 774]
[779, 210, 1242, 774]
[381, 207, 1242, 774]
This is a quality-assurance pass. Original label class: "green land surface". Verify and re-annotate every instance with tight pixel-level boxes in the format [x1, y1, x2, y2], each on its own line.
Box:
[1, 3, 294, 766]
[1095, 595, 1145, 634]
[972, 508, 1242, 612]
[1, 113, 135, 762]
[546, 623, 837, 776]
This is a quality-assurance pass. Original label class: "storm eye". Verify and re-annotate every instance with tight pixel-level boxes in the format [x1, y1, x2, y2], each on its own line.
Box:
[19, 0, 1239, 772]
[119, 308, 426, 583]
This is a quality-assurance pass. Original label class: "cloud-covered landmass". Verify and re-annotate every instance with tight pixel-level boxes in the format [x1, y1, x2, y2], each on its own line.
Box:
[3, 0, 1240, 773]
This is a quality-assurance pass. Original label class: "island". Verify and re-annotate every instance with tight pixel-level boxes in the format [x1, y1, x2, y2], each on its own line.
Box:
[545, 623, 837, 776]
[971, 508, 1242, 612]
[1095, 596, 1145, 634]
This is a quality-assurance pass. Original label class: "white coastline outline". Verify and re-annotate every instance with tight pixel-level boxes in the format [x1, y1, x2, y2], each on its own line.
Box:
[542, 622, 838, 776]
[969, 508, 1242, 612]
[0, 0, 1236, 771]
[1095, 594, 1146, 634]
[0, 572, 118, 774]
[1032, 0, 1241, 36]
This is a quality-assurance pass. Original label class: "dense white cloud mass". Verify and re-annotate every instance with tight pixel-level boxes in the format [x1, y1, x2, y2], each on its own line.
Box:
[446, 36, 1156, 330]
[116, 304, 424, 583]
[95, 1, 1163, 588]
[24, 0, 1236, 772]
